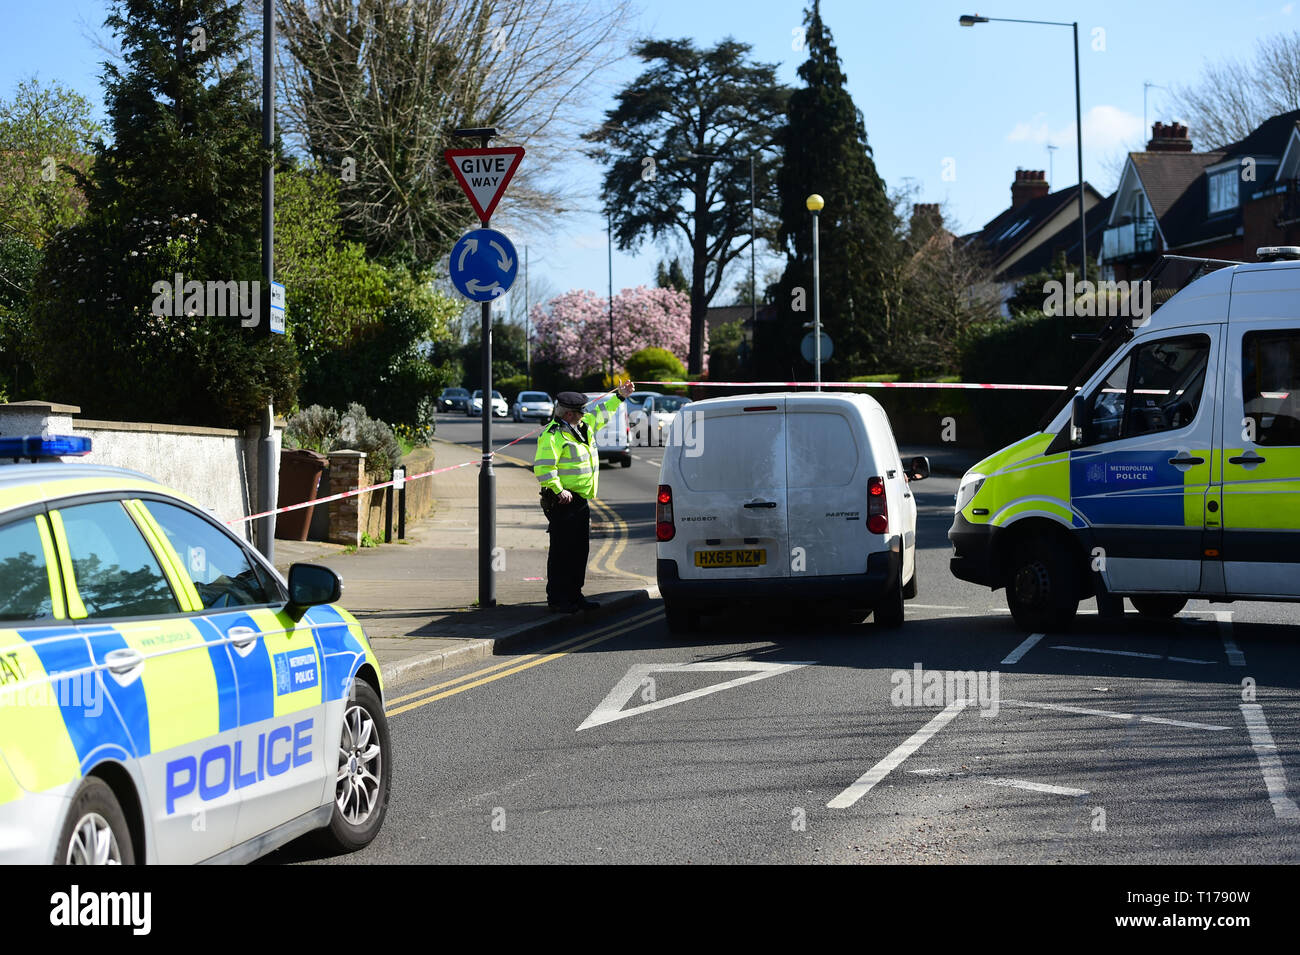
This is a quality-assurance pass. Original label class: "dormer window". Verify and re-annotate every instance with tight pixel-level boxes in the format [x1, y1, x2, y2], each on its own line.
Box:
[1208, 168, 1239, 214]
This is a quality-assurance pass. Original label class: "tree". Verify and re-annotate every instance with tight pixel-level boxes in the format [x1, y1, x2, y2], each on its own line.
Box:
[655, 256, 689, 294]
[761, 2, 897, 379]
[585, 38, 788, 375]
[530, 285, 695, 380]
[277, 0, 633, 270]
[1169, 31, 1300, 148]
[26, 0, 297, 427]
[0, 78, 101, 248]
[624, 346, 685, 389]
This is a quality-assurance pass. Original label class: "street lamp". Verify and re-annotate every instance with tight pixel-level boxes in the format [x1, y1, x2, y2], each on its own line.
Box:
[806, 193, 824, 391]
[607, 207, 615, 381]
[960, 14, 1087, 283]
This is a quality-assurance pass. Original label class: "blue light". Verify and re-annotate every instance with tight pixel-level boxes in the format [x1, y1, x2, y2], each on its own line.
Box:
[0, 435, 93, 459]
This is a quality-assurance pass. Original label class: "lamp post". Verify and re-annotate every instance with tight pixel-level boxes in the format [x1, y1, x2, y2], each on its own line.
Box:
[524, 245, 531, 389]
[806, 193, 824, 391]
[607, 207, 615, 381]
[960, 13, 1087, 283]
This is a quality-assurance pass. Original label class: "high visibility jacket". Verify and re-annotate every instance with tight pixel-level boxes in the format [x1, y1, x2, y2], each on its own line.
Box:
[533, 394, 621, 500]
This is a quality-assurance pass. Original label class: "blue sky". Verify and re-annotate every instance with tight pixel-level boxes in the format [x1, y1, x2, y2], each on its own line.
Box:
[3, 0, 1297, 314]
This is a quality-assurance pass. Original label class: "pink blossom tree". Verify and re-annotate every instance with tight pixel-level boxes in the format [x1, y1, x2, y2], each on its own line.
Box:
[529, 285, 702, 379]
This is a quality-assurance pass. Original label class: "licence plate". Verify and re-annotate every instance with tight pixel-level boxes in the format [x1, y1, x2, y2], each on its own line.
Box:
[695, 549, 766, 568]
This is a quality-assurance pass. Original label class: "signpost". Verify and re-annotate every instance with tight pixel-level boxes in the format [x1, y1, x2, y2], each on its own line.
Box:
[446, 131, 524, 609]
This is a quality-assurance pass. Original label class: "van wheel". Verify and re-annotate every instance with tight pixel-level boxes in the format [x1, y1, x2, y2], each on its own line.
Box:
[874, 577, 905, 628]
[316, 677, 391, 853]
[620, 454, 632, 468]
[1130, 595, 1187, 618]
[664, 602, 699, 635]
[1006, 537, 1079, 632]
[56, 777, 134, 864]
[902, 563, 918, 599]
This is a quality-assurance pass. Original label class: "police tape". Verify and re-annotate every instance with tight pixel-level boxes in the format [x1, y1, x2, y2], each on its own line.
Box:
[226, 422, 551, 526]
[633, 379, 1069, 391]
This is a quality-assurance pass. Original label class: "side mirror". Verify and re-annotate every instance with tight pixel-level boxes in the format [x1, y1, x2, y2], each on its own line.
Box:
[1070, 395, 1088, 444]
[908, 455, 930, 481]
[288, 563, 342, 608]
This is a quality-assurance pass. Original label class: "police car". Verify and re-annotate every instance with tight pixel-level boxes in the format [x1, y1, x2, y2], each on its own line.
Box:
[0, 436, 390, 863]
[950, 250, 1300, 631]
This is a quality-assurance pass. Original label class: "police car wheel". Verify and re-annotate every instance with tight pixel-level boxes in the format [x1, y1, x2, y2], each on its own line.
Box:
[1007, 539, 1079, 632]
[1130, 595, 1187, 618]
[57, 777, 134, 865]
[321, 678, 391, 852]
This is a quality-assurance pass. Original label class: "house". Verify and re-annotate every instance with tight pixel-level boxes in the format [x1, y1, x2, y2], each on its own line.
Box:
[1102, 112, 1300, 281]
[960, 169, 1108, 310]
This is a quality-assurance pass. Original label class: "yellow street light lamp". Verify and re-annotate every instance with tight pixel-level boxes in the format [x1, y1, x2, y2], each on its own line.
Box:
[806, 195, 824, 389]
[805, 194, 824, 212]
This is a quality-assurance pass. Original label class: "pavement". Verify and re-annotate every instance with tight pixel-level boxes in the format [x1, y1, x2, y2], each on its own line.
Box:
[272, 437, 656, 688]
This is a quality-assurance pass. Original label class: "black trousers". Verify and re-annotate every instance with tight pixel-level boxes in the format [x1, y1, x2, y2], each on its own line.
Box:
[544, 495, 590, 605]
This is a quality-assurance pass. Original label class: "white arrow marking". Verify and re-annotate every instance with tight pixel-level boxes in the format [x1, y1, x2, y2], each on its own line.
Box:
[576, 661, 808, 731]
[465, 279, 501, 294]
[457, 237, 478, 272]
[827, 700, 968, 808]
[1241, 704, 1300, 820]
[488, 239, 512, 271]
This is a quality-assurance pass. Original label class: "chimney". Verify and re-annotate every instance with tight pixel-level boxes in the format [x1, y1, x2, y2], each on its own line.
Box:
[1146, 121, 1193, 152]
[911, 202, 943, 235]
[1011, 169, 1049, 209]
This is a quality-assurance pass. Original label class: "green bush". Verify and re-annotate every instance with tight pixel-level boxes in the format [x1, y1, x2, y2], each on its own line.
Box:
[285, 402, 403, 477]
[495, 373, 530, 402]
[626, 347, 686, 383]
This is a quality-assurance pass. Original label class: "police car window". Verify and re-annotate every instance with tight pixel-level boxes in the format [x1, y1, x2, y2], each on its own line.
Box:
[1242, 330, 1300, 446]
[787, 412, 858, 487]
[0, 517, 56, 622]
[1082, 335, 1210, 444]
[141, 501, 277, 608]
[57, 501, 179, 618]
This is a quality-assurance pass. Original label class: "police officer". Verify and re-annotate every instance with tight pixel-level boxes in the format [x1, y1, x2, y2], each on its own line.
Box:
[534, 382, 635, 612]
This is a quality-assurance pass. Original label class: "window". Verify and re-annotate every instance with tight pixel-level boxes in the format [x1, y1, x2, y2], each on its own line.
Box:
[1081, 335, 1211, 445]
[0, 517, 56, 622]
[56, 501, 178, 618]
[1243, 330, 1300, 446]
[787, 413, 858, 488]
[1208, 169, 1239, 214]
[679, 412, 784, 491]
[142, 500, 278, 609]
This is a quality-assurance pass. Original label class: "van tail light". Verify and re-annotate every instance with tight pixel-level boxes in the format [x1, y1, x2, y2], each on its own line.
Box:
[867, 476, 888, 534]
[656, 485, 676, 541]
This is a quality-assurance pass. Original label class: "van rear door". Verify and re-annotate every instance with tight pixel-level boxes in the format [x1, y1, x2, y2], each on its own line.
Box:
[672, 399, 788, 581]
[785, 401, 867, 576]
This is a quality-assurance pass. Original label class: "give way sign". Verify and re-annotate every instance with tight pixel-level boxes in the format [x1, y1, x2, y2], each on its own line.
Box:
[444, 146, 525, 223]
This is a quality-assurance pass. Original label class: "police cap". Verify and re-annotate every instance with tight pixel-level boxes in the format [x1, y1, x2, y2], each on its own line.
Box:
[555, 391, 587, 411]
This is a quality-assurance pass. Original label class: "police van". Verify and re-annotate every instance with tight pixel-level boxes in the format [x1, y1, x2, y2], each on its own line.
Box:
[655, 392, 929, 632]
[0, 439, 390, 863]
[950, 249, 1300, 631]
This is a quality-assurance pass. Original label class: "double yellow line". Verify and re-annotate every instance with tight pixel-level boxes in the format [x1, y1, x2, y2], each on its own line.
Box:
[384, 606, 662, 717]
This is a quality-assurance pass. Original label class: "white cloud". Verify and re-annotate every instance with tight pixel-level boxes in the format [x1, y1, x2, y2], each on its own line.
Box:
[1006, 105, 1144, 155]
[1284, 3, 1295, 15]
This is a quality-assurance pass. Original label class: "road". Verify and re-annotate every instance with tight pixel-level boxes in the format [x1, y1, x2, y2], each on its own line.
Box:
[280, 412, 1300, 864]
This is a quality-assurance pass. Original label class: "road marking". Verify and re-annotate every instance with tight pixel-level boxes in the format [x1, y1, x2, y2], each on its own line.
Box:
[906, 604, 968, 610]
[1003, 699, 1230, 731]
[1049, 645, 1217, 665]
[982, 777, 1090, 797]
[1001, 633, 1043, 666]
[827, 700, 969, 808]
[1240, 704, 1300, 821]
[910, 768, 1088, 797]
[1216, 610, 1246, 667]
[577, 661, 809, 731]
[385, 607, 662, 715]
[590, 498, 655, 584]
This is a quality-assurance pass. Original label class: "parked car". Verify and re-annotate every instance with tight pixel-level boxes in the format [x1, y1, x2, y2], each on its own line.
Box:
[0, 441, 391, 863]
[584, 392, 632, 468]
[630, 394, 693, 446]
[438, 387, 470, 413]
[655, 392, 928, 634]
[950, 249, 1300, 632]
[512, 391, 554, 422]
[626, 391, 662, 417]
[468, 389, 508, 418]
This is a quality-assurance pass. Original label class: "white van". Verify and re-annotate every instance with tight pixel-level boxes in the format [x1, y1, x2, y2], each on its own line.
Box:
[585, 391, 632, 468]
[949, 250, 1300, 631]
[655, 392, 929, 632]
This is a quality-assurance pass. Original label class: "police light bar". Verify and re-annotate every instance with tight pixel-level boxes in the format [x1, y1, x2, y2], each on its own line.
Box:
[1256, 246, 1300, 261]
[0, 435, 93, 460]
